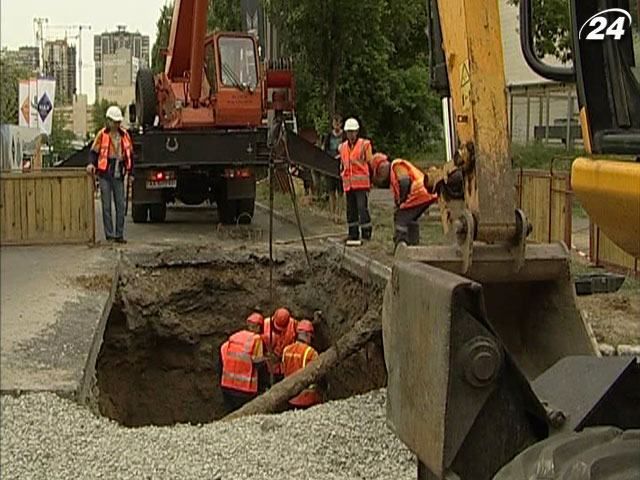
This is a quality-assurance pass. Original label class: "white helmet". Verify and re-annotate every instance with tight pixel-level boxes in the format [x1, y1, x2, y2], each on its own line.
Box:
[344, 117, 360, 131]
[106, 106, 124, 122]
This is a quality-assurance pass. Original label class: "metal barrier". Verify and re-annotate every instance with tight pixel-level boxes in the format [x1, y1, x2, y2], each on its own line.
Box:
[0, 168, 95, 245]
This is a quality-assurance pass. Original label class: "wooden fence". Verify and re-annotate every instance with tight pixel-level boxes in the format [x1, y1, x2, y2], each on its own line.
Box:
[516, 169, 572, 245]
[0, 169, 95, 245]
[590, 224, 639, 277]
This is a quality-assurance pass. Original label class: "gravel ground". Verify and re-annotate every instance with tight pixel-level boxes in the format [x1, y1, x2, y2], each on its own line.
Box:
[1, 389, 415, 480]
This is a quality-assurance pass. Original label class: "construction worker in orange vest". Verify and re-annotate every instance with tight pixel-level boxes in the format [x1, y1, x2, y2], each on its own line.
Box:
[339, 118, 374, 242]
[371, 154, 438, 246]
[219, 312, 267, 410]
[262, 307, 298, 382]
[86, 106, 133, 243]
[282, 320, 323, 409]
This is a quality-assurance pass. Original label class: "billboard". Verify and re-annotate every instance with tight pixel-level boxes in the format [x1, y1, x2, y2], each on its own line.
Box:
[18, 77, 56, 135]
[18, 81, 30, 127]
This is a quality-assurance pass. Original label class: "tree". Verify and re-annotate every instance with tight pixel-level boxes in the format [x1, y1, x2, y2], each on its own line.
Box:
[207, 0, 241, 31]
[0, 58, 30, 124]
[48, 108, 75, 163]
[151, 4, 174, 74]
[264, 0, 441, 154]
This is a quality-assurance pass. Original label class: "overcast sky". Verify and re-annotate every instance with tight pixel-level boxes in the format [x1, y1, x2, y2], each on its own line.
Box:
[1, 0, 170, 103]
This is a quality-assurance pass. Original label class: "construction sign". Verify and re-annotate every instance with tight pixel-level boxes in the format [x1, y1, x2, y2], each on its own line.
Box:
[18, 77, 56, 135]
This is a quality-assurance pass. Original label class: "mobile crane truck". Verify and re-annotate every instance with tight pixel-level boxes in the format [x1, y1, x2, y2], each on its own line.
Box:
[383, 0, 639, 478]
[129, 0, 339, 224]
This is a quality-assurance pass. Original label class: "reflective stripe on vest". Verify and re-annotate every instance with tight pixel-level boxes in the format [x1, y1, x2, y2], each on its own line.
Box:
[220, 330, 259, 394]
[96, 128, 133, 173]
[282, 341, 321, 407]
[340, 138, 371, 192]
[390, 159, 438, 210]
[261, 317, 297, 375]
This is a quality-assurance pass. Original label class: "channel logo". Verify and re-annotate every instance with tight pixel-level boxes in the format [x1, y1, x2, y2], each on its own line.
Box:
[578, 8, 633, 41]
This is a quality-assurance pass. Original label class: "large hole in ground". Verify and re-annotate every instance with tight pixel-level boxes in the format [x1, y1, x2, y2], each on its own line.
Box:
[95, 248, 386, 427]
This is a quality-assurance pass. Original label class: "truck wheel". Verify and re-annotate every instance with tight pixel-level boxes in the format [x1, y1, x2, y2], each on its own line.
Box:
[136, 68, 156, 127]
[236, 198, 255, 225]
[149, 203, 167, 223]
[493, 427, 640, 480]
[132, 204, 148, 223]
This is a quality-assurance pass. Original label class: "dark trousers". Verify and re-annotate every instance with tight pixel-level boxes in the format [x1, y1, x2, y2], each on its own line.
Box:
[222, 388, 256, 411]
[98, 175, 125, 240]
[394, 204, 429, 245]
[346, 190, 372, 240]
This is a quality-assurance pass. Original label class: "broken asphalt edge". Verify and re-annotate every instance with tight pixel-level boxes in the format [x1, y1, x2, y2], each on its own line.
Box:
[76, 252, 121, 406]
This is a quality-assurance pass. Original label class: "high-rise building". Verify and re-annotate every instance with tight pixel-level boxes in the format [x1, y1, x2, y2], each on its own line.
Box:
[43, 40, 77, 105]
[94, 26, 149, 105]
[1, 46, 40, 73]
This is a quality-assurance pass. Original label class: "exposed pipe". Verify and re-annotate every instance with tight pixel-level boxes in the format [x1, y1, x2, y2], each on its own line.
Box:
[189, 0, 208, 106]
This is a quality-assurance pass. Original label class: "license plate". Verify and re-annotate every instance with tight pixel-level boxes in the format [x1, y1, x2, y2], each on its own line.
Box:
[146, 180, 177, 189]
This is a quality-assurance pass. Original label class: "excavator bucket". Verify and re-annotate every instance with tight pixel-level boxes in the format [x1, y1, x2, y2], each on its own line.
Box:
[393, 242, 598, 380]
[383, 244, 600, 478]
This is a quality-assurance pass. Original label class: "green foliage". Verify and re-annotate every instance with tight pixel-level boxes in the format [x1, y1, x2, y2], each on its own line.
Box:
[0, 57, 30, 124]
[208, 0, 241, 31]
[151, 4, 174, 74]
[265, 0, 442, 155]
[508, 0, 573, 62]
[48, 108, 75, 160]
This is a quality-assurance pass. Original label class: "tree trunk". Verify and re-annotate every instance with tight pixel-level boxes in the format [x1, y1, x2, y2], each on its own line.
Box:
[223, 309, 380, 420]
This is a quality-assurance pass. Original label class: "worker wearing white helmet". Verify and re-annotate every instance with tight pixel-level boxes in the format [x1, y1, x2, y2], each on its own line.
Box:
[87, 105, 133, 243]
[339, 117, 374, 242]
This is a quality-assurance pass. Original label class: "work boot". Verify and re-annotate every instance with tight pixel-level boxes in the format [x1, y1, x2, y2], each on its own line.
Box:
[361, 227, 372, 241]
[115, 237, 127, 244]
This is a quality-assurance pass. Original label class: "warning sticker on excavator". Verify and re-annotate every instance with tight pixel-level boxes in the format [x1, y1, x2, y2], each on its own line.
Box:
[460, 60, 471, 112]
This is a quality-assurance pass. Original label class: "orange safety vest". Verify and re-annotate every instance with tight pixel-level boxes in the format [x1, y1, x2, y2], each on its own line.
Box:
[96, 128, 133, 173]
[220, 330, 261, 394]
[340, 138, 372, 192]
[390, 159, 438, 210]
[282, 341, 322, 407]
[262, 317, 298, 375]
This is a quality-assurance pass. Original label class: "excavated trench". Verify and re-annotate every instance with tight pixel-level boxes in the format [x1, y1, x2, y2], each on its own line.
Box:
[95, 247, 386, 427]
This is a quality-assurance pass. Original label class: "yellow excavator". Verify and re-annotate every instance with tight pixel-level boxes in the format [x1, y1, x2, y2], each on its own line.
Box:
[383, 0, 639, 478]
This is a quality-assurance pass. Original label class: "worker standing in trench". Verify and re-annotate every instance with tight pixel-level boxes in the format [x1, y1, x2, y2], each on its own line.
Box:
[86, 106, 133, 243]
[219, 313, 268, 410]
[371, 154, 438, 246]
[282, 320, 323, 409]
[262, 308, 298, 383]
[339, 118, 374, 243]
